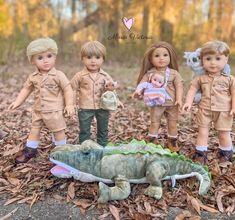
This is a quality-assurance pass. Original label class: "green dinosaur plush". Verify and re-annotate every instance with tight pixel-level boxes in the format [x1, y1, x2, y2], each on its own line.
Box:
[50, 139, 211, 203]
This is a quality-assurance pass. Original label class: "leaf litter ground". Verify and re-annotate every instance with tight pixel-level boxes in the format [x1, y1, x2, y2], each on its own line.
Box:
[0, 64, 234, 219]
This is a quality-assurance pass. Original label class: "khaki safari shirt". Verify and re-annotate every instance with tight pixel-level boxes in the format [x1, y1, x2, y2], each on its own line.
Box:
[71, 67, 113, 109]
[190, 73, 235, 111]
[140, 68, 183, 106]
[23, 68, 70, 112]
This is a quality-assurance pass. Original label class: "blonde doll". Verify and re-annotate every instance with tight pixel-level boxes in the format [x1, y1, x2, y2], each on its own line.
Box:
[183, 40, 235, 164]
[133, 41, 183, 152]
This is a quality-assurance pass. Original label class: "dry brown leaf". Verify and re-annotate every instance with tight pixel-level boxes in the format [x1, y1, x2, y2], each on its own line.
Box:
[3, 145, 19, 157]
[187, 195, 201, 215]
[30, 193, 39, 209]
[0, 178, 8, 185]
[109, 204, 120, 220]
[73, 199, 92, 209]
[4, 197, 22, 206]
[188, 215, 201, 220]
[198, 203, 219, 213]
[17, 196, 33, 204]
[175, 210, 192, 220]
[6, 177, 20, 186]
[216, 191, 225, 212]
[144, 201, 152, 213]
[67, 182, 75, 201]
[0, 207, 18, 220]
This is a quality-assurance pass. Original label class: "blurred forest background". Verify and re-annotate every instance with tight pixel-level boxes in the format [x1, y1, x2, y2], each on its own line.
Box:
[0, 0, 235, 64]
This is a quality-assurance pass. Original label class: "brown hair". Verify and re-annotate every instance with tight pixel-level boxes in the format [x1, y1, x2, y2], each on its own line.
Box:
[200, 40, 230, 60]
[137, 41, 178, 84]
[80, 41, 106, 60]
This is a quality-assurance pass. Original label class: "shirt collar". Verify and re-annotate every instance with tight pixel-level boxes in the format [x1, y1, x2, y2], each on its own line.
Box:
[81, 67, 106, 76]
[32, 67, 57, 76]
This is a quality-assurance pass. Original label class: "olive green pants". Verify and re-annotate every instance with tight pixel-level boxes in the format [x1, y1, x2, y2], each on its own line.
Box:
[78, 109, 109, 146]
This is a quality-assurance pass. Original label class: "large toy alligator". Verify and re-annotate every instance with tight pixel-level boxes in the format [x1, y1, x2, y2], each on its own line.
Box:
[50, 139, 211, 203]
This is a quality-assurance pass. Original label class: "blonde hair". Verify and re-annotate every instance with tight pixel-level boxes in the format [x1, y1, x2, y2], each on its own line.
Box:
[137, 41, 178, 84]
[200, 40, 230, 59]
[26, 38, 58, 62]
[80, 41, 106, 60]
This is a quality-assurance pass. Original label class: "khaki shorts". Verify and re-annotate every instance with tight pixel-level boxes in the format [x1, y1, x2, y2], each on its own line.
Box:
[31, 110, 66, 132]
[196, 108, 233, 131]
[150, 105, 179, 123]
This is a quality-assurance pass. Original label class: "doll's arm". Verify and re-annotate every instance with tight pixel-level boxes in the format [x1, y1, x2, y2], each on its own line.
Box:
[230, 88, 235, 115]
[182, 86, 198, 112]
[63, 85, 75, 116]
[8, 87, 32, 110]
[174, 73, 184, 107]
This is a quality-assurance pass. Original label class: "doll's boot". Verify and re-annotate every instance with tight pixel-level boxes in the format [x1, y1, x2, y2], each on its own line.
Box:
[15, 147, 37, 164]
[193, 150, 208, 165]
[146, 135, 159, 145]
[217, 149, 233, 163]
[166, 137, 180, 152]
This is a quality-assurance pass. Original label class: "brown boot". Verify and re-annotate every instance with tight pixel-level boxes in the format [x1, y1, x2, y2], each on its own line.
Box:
[146, 136, 159, 145]
[193, 150, 208, 165]
[15, 147, 37, 164]
[166, 137, 180, 152]
[218, 149, 233, 163]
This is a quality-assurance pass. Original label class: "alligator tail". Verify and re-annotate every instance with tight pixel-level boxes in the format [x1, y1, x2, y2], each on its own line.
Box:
[189, 163, 211, 195]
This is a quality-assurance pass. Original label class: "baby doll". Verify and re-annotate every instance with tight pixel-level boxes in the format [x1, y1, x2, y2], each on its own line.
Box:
[134, 71, 172, 106]
[100, 81, 123, 111]
[183, 40, 235, 164]
[71, 41, 122, 146]
[133, 41, 184, 152]
[8, 38, 74, 163]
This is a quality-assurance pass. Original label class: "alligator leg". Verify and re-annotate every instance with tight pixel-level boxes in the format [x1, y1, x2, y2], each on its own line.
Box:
[144, 161, 168, 200]
[97, 175, 131, 203]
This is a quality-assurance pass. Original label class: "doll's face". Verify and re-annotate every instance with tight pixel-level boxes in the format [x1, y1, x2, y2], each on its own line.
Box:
[150, 74, 164, 88]
[82, 55, 104, 73]
[151, 47, 170, 70]
[202, 53, 228, 75]
[31, 51, 56, 73]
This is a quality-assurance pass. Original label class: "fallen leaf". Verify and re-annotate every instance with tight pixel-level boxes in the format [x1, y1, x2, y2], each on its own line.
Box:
[4, 197, 22, 206]
[67, 182, 75, 201]
[109, 204, 120, 220]
[175, 210, 192, 220]
[0, 207, 18, 220]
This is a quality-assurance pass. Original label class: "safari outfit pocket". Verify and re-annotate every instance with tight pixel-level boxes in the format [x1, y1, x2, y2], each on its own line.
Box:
[44, 83, 60, 96]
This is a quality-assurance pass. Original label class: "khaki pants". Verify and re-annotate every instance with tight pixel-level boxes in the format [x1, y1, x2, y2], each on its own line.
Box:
[149, 106, 178, 134]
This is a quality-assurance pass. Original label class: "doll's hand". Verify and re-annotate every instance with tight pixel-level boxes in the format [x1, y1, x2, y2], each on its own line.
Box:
[8, 102, 19, 110]
[230, 108, 235, 116]
[182, 103, 192, 112]
[132, 91, 142, 99]
[175, 100, 182, 108]
[64, 105, 75, 117]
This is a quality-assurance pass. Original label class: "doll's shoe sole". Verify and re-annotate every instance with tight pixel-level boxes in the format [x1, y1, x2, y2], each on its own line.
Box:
[15, 148, 37, 164]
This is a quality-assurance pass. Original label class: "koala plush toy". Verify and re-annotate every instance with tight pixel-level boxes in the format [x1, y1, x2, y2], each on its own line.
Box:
[184, 48, 230, 103]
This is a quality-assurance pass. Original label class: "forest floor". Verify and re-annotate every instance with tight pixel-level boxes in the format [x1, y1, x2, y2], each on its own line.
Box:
[0, 62, 235, 219]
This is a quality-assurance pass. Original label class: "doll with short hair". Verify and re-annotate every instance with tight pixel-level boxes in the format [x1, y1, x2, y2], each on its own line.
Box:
[183, 40, 235, 164]
[133, 41, 184, 152]
[71, 41, 122, 146]
[8, 38, 75, 163]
